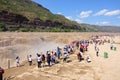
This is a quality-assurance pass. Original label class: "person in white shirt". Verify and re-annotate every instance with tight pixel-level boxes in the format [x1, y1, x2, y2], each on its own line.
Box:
[36, 54, 42, 68]
[110, 43, 113, 50]
[16, 56, 20, 67]
[96, 47, 99, 57]
[63, 49, 68, 62]
[28, 55, 32, 66]
[86, 56, 91, 63]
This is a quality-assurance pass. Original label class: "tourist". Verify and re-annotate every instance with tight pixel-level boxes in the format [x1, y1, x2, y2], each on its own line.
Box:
[96, 47, 99, 57]
[80, 45, 84, 53]
[41, 54, 46, 67]
[94, 44, 97, 51]
[46, 53, 51, 67]
[28, 55, 32, 66]
[36, 54, 42, 68]
[51, 51, 56, 64]
[86, 56, 91, 63]
[54, 49, 57, 57]
[68, 45, 71, 54]
[77, 51, 83, 62]
[77, 51, 80, 61]
[57, 47, 61, 59]
[63, 49, 68, 62]
[110, 43, 113, 50]
[16, 56, 20, 67]
[0, 67, 4, 80]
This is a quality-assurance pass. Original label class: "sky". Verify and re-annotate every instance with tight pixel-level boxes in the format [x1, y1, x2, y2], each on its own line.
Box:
[32, 0, 120, 26]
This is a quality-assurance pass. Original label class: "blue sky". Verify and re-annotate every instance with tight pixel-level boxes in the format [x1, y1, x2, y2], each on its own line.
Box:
[32, 0, 120, 26]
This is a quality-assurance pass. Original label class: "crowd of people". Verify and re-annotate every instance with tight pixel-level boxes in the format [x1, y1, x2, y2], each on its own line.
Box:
[1, 35, 116, 80]
[14, 35, 115, 70]
[15, 39, 92, 68]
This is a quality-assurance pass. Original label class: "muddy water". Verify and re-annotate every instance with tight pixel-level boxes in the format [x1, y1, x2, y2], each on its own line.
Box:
[0, 39, 65, 69]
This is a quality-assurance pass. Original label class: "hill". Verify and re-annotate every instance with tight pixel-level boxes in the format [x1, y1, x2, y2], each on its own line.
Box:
[0, 0, 96, 32]
[80, 24, 120, 32]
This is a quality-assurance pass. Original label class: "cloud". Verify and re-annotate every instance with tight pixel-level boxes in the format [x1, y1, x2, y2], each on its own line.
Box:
[75, 19, 83, 23]
[94, 9, 120, 16]
[65, 16, 72, 20]
[94, 9, 108, 16]
[57, 12, 62, 15]
[96, 21, 111, 25]
[79, 10, 92, 18]
[105, 10, 120, 16]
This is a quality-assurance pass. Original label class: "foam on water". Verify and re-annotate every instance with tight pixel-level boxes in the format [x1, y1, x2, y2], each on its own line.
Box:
[0, 39, 65, 69]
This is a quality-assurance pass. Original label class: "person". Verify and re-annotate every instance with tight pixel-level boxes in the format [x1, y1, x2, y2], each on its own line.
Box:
[80, 45, 84, 53]
[51, 52, 56, 64]
[28, 55, 32, 66]
[110, 43, 113, 50]
[36, 54, 42, 68]
[63, 49, 68, 62]
[77, 51, 83, 62]
[86, 56, 91, 63]
[16, 56, 20, 67]
[85, 42, 89, 51]
[94, 44, 97, 51]
[70, 45, 74, 53]
[41, 54, 46, 67]
[46, 53, 51, 67]
[0, 67, 4, 80]
[57, 47, 61, 59]
[77, 52, 80, 61]
[68, 45, 71, 53]
[76, 41, 79, 49]
[54, 49, 57, 57]
[96, 47, 99, 57]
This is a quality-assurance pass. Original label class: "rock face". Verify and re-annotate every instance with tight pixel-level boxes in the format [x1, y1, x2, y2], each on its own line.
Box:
[0, 10, 78, 31]
[0, 10, 63, 27]
[0, 10, 29, 23]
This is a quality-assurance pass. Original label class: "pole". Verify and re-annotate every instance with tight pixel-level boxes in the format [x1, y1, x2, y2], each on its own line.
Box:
[8, 60, 10, 69]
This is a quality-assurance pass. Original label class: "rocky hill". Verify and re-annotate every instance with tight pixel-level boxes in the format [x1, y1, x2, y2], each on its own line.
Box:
[0, 0, 96, 32]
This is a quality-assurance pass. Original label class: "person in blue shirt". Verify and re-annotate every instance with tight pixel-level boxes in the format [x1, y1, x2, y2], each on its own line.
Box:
[57, 47, 61, 59]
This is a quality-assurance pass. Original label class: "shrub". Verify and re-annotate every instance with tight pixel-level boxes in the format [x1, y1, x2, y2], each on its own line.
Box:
[8, 28, 17, 32]
[0, 22, 7, 31]
[18, 28, 30, 32]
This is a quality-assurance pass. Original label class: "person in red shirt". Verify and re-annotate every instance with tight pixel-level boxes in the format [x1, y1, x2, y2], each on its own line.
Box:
[80, 45, 84, 53]
[0, 67, 4, 80]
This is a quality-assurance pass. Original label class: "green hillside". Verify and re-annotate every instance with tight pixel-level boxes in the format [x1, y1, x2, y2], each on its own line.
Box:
[0, 0, 96, 32]
[0, 0, 78, 25]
